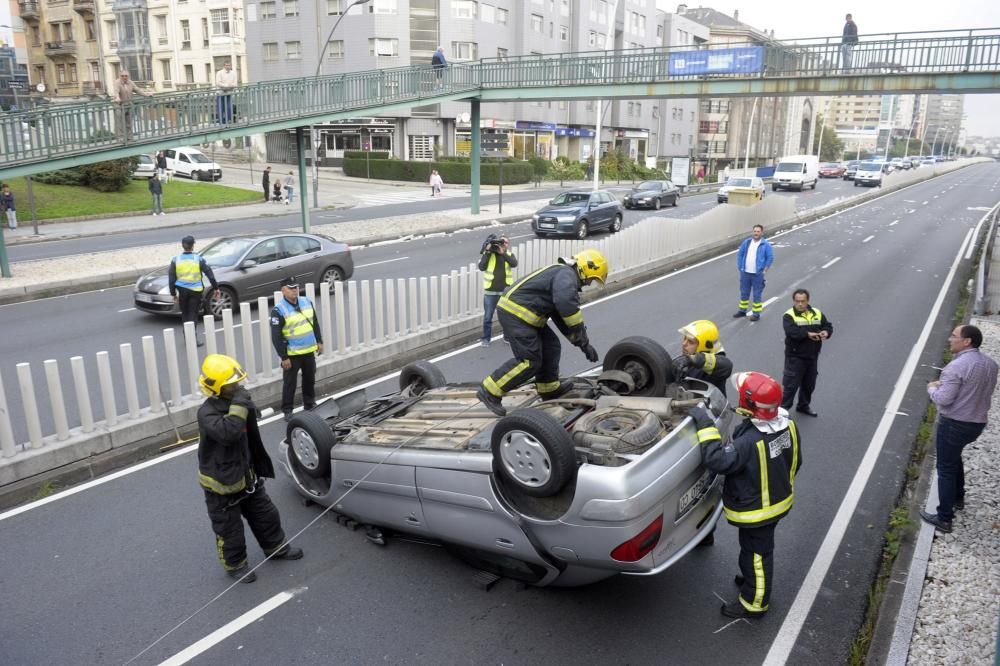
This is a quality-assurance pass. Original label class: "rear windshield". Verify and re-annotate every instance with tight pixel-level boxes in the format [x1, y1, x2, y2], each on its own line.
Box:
[727, 178, 752, 187]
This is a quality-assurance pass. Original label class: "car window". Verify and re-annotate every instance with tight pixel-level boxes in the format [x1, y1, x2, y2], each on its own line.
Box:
[165, 150, 176, 159]
[189, 153, 213, 163]
[282, 236, 320, 257]
[728, 178, 752, 187]
[200, 238, 256, 268]
[180, 154, 190, 163]
[247, 239, 285, 264]
[665, 181, 674, 189]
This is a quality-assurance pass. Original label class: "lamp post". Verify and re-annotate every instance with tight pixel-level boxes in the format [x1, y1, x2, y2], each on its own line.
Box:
[312, 0, 371, 209]
[856, 97, 877, 160]
[930, 127, 944, 157]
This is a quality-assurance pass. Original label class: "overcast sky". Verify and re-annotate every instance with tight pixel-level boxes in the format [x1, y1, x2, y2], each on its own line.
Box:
[657, 1, 1000, 137]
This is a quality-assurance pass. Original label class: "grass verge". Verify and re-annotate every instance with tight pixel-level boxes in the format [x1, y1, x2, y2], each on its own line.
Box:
[0, 177, 261, 221]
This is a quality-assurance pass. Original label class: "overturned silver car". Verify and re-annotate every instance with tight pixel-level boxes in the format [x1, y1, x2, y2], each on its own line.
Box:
[279, 336, 729, 587]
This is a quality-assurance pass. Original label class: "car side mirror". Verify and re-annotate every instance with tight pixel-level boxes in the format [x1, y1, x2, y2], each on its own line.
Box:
[239, 259, 258, 270]
[549, 198, 558, 205]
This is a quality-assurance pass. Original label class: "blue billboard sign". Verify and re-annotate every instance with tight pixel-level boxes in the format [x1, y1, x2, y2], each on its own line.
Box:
[668, 46, 765, 76]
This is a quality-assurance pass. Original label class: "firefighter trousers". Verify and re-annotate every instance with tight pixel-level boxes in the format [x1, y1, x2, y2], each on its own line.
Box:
[482, 310, 561, 397]
[781, 355, 818, 410]
[204, 484, 287, 571]
[737, 522, 776, 614]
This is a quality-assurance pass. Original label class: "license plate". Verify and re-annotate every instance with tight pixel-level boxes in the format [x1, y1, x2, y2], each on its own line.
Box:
[135, 293, 155, 303]
[678, 470, 713, 516]
[539, 222, 555, 229]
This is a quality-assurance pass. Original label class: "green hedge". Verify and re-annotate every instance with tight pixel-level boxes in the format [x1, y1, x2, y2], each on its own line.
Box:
[342, 150, 390, 159]
[342, 158, 532, 185]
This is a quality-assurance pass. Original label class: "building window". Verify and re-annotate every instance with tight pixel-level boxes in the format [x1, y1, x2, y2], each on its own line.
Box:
[496, 47, 508, 60]
[409, 135, 435, 161]
[56, 64, 66, 84]
[369, 38, 398, 56]
[260, 2, 277, 19]
[588, 31, 596, 47]
[184, 64, 194, 83]
[211, 9, 230, 35]
[370, 0, 397, 14]
[262, 42, 279, 61]
[453, 1, 477, 18]
[201, 18, 209, 45]
[656, 24, 663, 45]
[531, 14, 543, 33]
[652, 106, 659, 118]
[283, 0, 299, 18]
[85, 20, 96, 41]
[327, 39, 344, 59]
[160, 59, 171, 82]
[496, 8, 508, 25]
[30, 26, 41, 46]
[481, 4, 494, 22]
[559, 25, 568, 41]
[596, 33, 606, 49]
[180, 19, 190, 49]
[286, 41, 301, 59]
[451, 41, 478, 61]
[327, 0, 342, 14]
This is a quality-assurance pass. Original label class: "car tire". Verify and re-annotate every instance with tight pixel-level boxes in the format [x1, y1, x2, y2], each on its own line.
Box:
[602, 336, 674, 397]
[534, 232, 547, 238]
[609, 214, 622, 233]
[398, 360, 446, 396]
[624, 202, 633, 209]
[287, 410, 336, 479]
[319, 265, 345, 291]
[206, 285, 236, 319]
[492, 408, 577, 498]
[772, 184, 778, 191]
[672, 195, 679, 207]
[654, 198, 662, 210]
[811, 180, 817, 190]
[854, 181, 859, 187]
[191, 170, 201, 181]
[576, 220, 589, 240]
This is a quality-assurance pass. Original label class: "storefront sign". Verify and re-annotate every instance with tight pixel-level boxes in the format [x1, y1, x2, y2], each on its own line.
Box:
[668, 46, 764, 76]
[515, 121, 557, 131]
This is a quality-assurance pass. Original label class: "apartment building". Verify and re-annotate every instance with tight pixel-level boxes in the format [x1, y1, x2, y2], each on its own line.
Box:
[917, 93, 965, 154]
[16, 0, 104, 99]
[651, 9, 707, 169]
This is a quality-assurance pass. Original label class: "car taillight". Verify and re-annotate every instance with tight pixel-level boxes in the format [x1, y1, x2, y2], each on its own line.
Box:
[610, 514, 663, 562]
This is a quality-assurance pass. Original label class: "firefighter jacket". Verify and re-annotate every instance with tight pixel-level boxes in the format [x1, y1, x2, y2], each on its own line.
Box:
[497, 264, 588, 345]
[270, 296, 323, 359]
[783, 306, 833, 359]
[196, 394, 275, 495]
[169, 252, 217, 295]
[697, 417, 802, 527]
[478, 250, 518, 293]
[684, 350, 733, 398]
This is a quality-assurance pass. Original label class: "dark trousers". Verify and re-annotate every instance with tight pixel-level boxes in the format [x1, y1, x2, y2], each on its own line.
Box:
[204, 484, 286, 571]
[483, 311, 561, 397]
[216, 94, 233, 124]
[177, 287, 203, 336]
[263, 183, 270, 202]
[781, 355, 818, 409]
[482, 293, 502, 341]
[738, 271, 766, 313]
[737, 521, 776, 613]
[934, 416, 985, 521]
[282, 353, 317, 415]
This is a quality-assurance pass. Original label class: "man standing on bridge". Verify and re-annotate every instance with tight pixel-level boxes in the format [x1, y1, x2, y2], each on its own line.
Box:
[197, 354, 303, 584]
[780, 289, 833, 417]
[113, 70, 148, 138]
[842, 14, 859, 70]
[169, 235, 218, 347]
[733, 224, 773, 322]
[215, 61, 237, 124]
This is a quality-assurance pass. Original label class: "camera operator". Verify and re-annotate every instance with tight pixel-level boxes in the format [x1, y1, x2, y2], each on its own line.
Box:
[478, 234, 517, 347]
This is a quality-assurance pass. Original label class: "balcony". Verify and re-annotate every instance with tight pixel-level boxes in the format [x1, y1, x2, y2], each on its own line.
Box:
[81, 80, 103, 94]
[18, 1, 41, 21]
[45, 41, 78, 58]
[73, 0, 96, 14]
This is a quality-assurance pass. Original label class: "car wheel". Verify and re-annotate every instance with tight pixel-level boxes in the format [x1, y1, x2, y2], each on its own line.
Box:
[772, 184, 778, 191]
[602, 336, 674, 397]
[672, 195, 679, 207]
[319, 265, 345, 291]
[624, 202, 632, 209]
[654, 198, 662, 210]
[811, 180, 817, 190]
[854, 181, 859, 187]
[576, 220, 589, 240]
[398, 360, 446, 396]
[534, 232, 547, 238]
[206, 286, 236, 319]
[191, 170, 201, 181]
[609, 214, 622, 233]
[287, 411, 336, 479]
[492, 408, 577, 497]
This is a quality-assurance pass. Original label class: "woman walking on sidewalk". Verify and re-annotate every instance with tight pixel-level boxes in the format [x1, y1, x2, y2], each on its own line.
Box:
[430, 170, 444, 198]
[283, 172, 295, 205]
[149, 173, 164, 216]
[1, 183, 17, 230]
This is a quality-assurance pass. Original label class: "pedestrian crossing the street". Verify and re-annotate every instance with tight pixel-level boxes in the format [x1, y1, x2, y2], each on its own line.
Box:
[351, 188, 466, 208]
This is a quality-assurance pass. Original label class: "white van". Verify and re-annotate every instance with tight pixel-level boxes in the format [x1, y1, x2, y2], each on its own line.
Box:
[772, 154, 819, 192]
[854, 161, 885, 187]
[164, 147, 223, 181]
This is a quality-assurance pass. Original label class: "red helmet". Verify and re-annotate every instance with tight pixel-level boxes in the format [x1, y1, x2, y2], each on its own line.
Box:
[732, 372, 783, 420]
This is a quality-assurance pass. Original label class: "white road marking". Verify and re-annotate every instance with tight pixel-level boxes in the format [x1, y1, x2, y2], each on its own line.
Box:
[157, 589, 302, 666]
[862, 235, 875, 243]
[964, 204, 999, 260]
[761, 296, 779, 309]
[921, 200, 929, 205]
[355, 256, 409, 269]
[508, 233, 534, 240]
[118, 307, 136, 313]
[889, 220, 898, 226]
[763, 226, 975, 665]
[821, 257, 841, 269]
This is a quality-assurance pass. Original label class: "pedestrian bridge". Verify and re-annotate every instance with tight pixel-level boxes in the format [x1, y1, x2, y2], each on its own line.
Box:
[2, 27, 1000, 178]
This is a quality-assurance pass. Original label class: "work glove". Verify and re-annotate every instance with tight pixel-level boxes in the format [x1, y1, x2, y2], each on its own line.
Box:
[581, 344, 599, 363]
[688, 405, 715, 429]
[230, 385, 255, 410]
[672, 355, 692, 377]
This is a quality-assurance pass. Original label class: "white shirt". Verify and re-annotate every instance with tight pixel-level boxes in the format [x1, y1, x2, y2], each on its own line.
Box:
[744, 238, 761, 273]
[215, 68, 237, 90]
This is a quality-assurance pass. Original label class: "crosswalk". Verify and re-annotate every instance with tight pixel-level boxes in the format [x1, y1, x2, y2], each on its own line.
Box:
[350, 187, 467, 208]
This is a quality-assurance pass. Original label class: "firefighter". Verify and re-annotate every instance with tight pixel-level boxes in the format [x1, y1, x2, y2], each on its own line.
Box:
[477, 249, 607, 416]
[169, 235, 218, 347]
[689, 371, 802, 619]
[197, 354, 303, 583]
[673, 319, 733, 398]
[781, 289, 833, 417]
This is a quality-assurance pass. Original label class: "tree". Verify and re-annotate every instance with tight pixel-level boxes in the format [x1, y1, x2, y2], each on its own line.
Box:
[81, 157, 138, 192]
[813, 121, 844, 161]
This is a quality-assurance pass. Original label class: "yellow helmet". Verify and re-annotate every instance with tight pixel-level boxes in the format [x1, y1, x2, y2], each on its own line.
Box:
[573, 248, 609, 286]
[199, 354, 247, 397]
[678, 319, 722, 353]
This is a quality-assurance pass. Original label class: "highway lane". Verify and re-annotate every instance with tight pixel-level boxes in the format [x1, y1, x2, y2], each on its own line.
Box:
[0, 178, 861, 445]
[1, 163, 995, 664]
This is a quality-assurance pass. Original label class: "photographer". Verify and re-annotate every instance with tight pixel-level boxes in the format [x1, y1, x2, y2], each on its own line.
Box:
[478, 234, 517, 347]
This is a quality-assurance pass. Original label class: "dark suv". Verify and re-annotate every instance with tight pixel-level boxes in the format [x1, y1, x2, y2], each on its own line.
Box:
[532, 190, 624, 239]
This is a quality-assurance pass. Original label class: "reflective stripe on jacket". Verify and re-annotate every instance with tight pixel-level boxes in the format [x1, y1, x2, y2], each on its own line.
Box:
[196, 395, 275, 495]
[173, 252, 204, 291]
[276, 296, 318, 356]
[782, 306, 833, 359]
[481, 253, 515, 292]
[497, 264, 586, 342]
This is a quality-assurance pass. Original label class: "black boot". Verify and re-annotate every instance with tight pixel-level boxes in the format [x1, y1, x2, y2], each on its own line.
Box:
[476, 386, 506, 417]
[272, 545, 304, 560]
[538, 380, 574, 401]
[721, 600, 767, 619]
[227, 566, 257, 584]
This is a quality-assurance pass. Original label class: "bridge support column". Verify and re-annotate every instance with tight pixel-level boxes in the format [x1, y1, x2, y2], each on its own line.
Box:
[296, 127, 311, 233]
[471, 99, 481, 215]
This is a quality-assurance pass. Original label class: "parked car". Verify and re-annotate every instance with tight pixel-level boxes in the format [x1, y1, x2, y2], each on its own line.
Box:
[818, 162, 846, 178]
[132, 154, 156, 179]
[854, 161, 885, 187]
[164, 146, 223, 181]
[133, 232, 353, 317]
[532, 190, 624, 239]
[772, 154, 819, 191]
[919, 158, 937, 167]
[279, 336, 730, 587]
[842, 160, 862, 180]
[623, 180, 680, 210]
[889, 158, 910, 170]
[717, 176, 766, 204]
[903, 155, 923, 168]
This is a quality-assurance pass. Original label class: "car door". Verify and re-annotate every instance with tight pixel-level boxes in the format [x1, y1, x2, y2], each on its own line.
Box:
[280, 236, 323, 289]
[601, 192, 617, 226]
[590, 193, 609, 228]
[240, 238, 287, 298]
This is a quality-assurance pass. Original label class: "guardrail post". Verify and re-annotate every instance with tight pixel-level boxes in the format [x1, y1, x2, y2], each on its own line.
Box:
[334, 281, 348, 353]
[0, 369, 16, 457]
[96, 351, 118, 427]
[222, 308, 237, 358]
[409, 278, 419, 332]
[17, 363, 43, 449]
[374, 279, 385, 341]
[305, 281, 316, 307]
[387, 279, 398, 339]
[428, 276, 439, 326]
[239, 302, 257, 381]
[257, 296, 273, 378]
[320, 284, 333, 354]
[163, 329, 184, 406]
[70, 356, 95, 434]
[142, 336, 162, 414]
[360, 280, 372, 345]
[43, 359, 70, 441]
[120, 343, 141, 420]
[203, 314, 218, 356]
[450, 270, 459, 321]
[184, 321, 200, 397]
[346, 281, 359, 350]
[396, 278, 407, 335]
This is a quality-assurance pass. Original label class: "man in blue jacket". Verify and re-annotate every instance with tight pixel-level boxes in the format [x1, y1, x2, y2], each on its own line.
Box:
[733, 224, 774, 322]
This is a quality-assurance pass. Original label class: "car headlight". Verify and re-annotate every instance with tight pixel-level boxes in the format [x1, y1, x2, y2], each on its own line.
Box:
[532, 214, 539, 221]
[556, 215, 577, 222]
[158, 286, 171, 295]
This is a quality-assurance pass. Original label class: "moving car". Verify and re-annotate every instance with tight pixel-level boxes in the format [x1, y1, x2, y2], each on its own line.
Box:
[854, 161, 885, 187]
[842, 160, 862, 180]
[532, 190, 624, 239]
[890, 158, 910, 170]
[818, 162, 846, 178]
[717, 176, 766, 204]
[772, 154, 819, 191]
[279, 336, 729, 587]
[132, 154, 156, 179]
[623, 180, 680, 210]
[133, 232, 353, 317]
[164, 146, 223, 181]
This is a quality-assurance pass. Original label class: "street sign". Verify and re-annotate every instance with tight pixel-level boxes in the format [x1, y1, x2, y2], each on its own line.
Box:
[481, 131, 509, 150]
[6, 81, 25, 90]
[483, 150, 506, 158]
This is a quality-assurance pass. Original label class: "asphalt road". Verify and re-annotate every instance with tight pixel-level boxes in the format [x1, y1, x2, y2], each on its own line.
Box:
[2, 163, 995, 664]
[0, 177, 862, 444]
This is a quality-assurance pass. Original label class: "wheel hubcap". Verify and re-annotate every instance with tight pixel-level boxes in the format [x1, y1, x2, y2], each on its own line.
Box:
[499, 431, 552, 488]
[290, 428, 320, 470]
[213, 291, 233, 315]
[622, 359, 652, 391]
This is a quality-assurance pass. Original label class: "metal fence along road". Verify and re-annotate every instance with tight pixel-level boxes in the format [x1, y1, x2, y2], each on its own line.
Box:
[1, 28, 999, 176]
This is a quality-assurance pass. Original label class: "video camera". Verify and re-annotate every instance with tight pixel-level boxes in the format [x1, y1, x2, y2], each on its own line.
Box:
[480, 233, 505, 254]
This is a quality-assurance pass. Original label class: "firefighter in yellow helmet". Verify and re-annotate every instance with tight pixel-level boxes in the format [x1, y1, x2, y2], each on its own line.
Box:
[197, 354, 303, 583]
[477, 249, 607, 416]
[673, 319, 733, 398]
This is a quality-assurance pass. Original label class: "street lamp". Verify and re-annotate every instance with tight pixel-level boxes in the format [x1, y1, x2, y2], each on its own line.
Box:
[930, 127, 944, 157]
[312, 0, 371, 208]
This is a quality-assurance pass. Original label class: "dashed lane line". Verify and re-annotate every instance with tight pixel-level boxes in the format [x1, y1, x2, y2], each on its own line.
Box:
[821, 257, 841, 269]
[862, 235, 875, 243]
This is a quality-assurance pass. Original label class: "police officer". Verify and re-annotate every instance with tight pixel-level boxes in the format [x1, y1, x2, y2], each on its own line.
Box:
[781, 288, 833, 417]
[673, 319, 733, 398]
[197, 354, 303, 583]
[169, 235, 218, 347]
[478, 234, 518, 347]
[270, 276, 323, 422]
[689, 372, 802, 619]
[477, 249, 607, 416]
